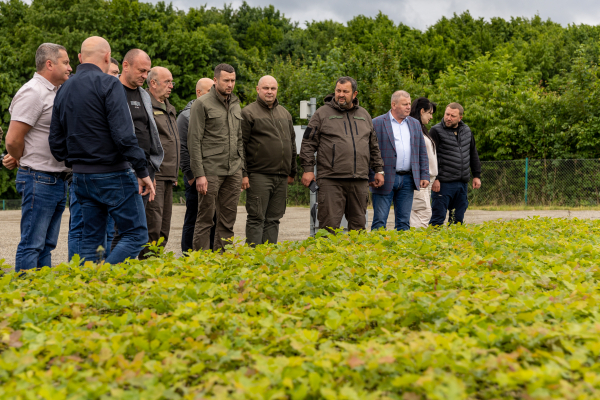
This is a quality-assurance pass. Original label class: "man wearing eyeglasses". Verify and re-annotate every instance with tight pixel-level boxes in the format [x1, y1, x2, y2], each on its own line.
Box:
[140, 66, 180, 258]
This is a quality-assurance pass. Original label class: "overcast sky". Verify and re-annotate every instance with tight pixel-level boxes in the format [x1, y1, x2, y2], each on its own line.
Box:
[166, 0, 600, 30]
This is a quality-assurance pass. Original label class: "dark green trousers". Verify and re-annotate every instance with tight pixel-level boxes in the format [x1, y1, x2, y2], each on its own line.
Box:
[245, 173, 288, 246]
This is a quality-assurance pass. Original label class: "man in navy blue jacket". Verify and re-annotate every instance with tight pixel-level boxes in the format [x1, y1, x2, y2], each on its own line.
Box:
[369, 90, 429, 231]
[49, 36, 155, 264]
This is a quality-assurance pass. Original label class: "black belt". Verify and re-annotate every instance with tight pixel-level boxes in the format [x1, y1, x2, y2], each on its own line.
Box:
[396, 170, 412, 175]
[21, 167, 72, 181]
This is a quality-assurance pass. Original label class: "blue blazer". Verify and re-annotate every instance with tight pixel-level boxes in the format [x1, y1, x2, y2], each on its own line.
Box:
[369, 112, 430, 195]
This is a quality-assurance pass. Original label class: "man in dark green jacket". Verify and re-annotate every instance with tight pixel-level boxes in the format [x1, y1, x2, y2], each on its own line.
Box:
[242, 75, 297, 246]
[188, 64, 245, 252]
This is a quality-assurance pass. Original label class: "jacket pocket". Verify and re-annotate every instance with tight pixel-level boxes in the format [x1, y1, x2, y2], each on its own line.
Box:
[331, 144, 336, 169]
[203, 145, 225, 157]
[207, 110, 226, 119]
[232, 110, 243, 133]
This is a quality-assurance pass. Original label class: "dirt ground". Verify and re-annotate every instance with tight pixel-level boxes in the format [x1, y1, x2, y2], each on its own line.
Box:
[2, 205, 600, 267]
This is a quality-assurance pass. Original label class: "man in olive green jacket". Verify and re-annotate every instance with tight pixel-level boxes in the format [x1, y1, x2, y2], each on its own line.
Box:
[300, 76, 385, 232]
[142, 66, 180, 259]
[188, 64, 244, 251]
[242, 75, 297, 246]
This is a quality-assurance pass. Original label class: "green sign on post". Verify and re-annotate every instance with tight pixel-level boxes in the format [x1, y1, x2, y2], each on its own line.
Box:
[524, 158, 529, 205]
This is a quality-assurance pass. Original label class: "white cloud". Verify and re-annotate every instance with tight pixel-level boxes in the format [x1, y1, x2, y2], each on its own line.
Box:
[165, 0, 600, 30]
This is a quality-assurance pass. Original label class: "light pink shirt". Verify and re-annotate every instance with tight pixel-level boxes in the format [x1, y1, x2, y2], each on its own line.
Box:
[9, 73, 68, 172]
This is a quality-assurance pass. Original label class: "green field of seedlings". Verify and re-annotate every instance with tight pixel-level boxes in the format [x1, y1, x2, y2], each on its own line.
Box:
[1, 217, 600, 399]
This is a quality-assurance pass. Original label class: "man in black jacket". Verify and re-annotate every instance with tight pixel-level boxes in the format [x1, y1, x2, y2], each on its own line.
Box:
[428, 102, 481, 226]
[49, 36, 155, 264]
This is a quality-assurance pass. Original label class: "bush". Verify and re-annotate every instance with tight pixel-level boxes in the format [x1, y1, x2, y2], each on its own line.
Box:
[1, 218, 600, 398]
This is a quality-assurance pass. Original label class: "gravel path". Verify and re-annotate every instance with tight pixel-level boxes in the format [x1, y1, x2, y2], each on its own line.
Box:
[2, 206, 600, 267]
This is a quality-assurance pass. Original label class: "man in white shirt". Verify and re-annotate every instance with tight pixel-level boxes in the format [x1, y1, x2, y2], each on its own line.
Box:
[369, 90, 430, 231]
[4, 43, 72, 272]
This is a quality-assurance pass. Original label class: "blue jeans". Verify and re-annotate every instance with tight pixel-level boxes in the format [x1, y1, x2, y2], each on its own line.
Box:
[430, 181, 469, 226]
[68, 186, 115, 261]
[15, 168, 68, 272]
[371, 173, 416, 231]
[71, 170, 148, 264]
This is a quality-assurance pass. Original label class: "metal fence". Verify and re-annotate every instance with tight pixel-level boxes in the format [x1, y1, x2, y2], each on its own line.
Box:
[470, 158, 600, 207]
[2, 159, 599, 210]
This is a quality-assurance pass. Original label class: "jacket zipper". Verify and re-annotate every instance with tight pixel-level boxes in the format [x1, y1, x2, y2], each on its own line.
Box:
[271, 107, 284, 174]
[346, 113, 357, 175]
[332, 144, 335, 168]
[456, 128, 465, 180]
[167, 110, 179, 172]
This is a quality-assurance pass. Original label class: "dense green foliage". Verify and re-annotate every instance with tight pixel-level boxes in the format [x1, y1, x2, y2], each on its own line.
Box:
[2, 0, 600, 198]
[1, 218, 600, 398]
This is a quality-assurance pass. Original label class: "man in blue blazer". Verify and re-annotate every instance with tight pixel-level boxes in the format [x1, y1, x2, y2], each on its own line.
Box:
[369, 91, 430, 231]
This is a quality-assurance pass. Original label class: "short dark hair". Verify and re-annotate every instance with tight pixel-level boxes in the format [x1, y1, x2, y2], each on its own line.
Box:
[447, 102, 464, 116]
[110, 57, 119, 66]
[35, 43, 67, 72]
[335, 76, 357, 93]
[214, 63, 235, 78]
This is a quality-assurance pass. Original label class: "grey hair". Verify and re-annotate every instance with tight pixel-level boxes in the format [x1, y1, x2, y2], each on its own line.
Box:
[391, 90, 411, 104]
[35, 43, 67, 72]
[146, 68, 157, 86]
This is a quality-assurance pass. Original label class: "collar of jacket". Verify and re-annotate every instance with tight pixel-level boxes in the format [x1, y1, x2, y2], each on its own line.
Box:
[138, 88, 164, 171]
[75, 63, 103, 73]
[148, 90, 176, 115]
[256, 96, 279, 110]
[441, 118, 465, 131]
[324, 93, 359, 112]
[211, 85, 239, 107]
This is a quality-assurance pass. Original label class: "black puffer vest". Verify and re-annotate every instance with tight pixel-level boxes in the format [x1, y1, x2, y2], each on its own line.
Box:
[430, 120, 472, 183]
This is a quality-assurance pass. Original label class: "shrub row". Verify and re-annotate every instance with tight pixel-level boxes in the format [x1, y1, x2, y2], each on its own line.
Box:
[1, 217, 600, 399]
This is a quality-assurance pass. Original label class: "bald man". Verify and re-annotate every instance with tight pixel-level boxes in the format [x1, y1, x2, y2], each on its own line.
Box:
[49, 36, 154, 265]
[140, 66, 179, 259]
[178, 77, 214, 252]
[110, 48, 164, 256]
[241, 75, 297, 246]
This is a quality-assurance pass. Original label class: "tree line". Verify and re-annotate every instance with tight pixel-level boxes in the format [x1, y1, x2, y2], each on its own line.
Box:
[2, 0, 600, 198]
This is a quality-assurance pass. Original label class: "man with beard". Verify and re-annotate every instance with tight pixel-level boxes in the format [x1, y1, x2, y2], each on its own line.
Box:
[300, 76, 385, 232]
[428, 103, 481, 226]
[188, 64, 245, 252]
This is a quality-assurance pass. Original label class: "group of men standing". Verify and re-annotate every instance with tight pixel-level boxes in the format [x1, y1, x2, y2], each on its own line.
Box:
[2, 36, 300, 272]
[2, 35, 482, 273]
[300, 78, 481, 234]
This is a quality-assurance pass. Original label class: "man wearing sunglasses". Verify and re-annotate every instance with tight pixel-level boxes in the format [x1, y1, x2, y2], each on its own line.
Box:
[141, 66, 180, 258]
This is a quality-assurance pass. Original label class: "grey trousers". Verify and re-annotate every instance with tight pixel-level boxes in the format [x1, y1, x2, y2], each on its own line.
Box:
[245, 173, 288, 246]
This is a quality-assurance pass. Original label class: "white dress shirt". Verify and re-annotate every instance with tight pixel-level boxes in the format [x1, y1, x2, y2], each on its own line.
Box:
[389, 111, 411, 172]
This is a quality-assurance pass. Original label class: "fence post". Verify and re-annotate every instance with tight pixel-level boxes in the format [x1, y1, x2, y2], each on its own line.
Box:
[2, 199, 5, 210]
[524, 158, 529, 206]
